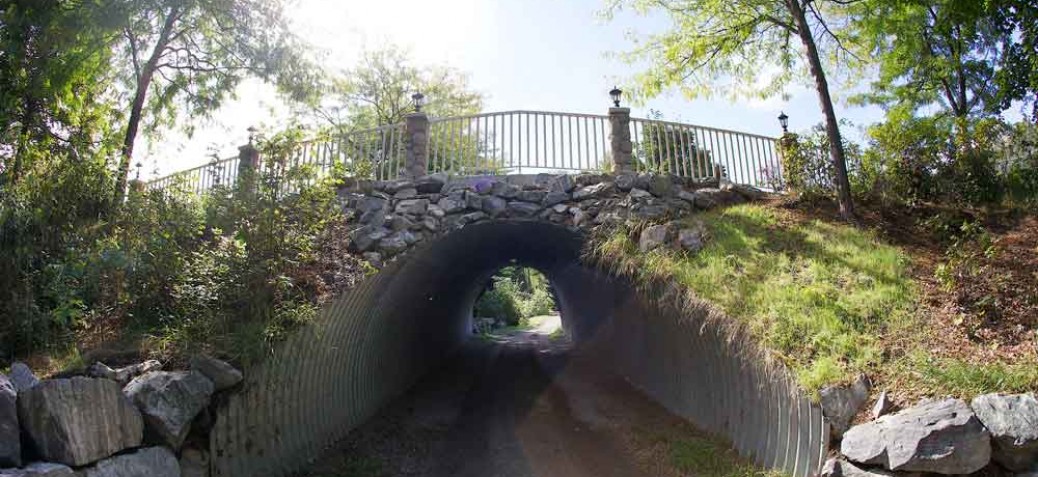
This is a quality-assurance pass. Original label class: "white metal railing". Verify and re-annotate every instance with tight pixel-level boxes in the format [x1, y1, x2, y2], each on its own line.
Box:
[630, 117, 783, 188]
[147, 110, 782, 193]
[428, 111, 612, 175]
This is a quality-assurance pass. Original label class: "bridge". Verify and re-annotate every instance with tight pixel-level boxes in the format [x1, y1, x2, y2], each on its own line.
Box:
[150, 108, 827, 477]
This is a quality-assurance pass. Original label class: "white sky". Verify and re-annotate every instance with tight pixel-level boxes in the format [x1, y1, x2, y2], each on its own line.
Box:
[142, 0, 887, 177]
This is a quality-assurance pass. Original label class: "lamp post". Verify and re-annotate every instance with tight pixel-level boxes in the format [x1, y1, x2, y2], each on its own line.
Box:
[778, 111, 789, 133]
[609, 86, 623, 107]
[411, 91, 426, 113]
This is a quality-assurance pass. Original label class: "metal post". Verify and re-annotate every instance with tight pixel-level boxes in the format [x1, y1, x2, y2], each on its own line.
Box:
[608, 107, 634, 173]
[404, 112, 430, 178]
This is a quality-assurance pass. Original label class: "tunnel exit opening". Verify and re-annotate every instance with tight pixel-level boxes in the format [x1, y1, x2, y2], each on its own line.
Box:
[470, 263, 563, 339]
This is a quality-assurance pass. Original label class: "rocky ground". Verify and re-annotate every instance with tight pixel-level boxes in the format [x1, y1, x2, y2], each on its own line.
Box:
[297, 322, 753, 477]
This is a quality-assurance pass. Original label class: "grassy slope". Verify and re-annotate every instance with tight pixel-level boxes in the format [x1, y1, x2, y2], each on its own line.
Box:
[591, 203, 1037, 397]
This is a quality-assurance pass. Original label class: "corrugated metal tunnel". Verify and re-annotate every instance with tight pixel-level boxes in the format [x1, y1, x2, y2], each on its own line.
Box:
[209, 220, 828, 477]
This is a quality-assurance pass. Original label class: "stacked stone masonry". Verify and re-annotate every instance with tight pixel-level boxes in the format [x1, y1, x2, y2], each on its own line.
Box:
[1, 356, 242, 477]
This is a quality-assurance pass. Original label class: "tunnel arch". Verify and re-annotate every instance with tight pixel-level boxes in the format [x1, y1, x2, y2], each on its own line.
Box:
[209, 219, 828, 477]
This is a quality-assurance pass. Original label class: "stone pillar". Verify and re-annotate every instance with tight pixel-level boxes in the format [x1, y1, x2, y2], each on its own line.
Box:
[608, 107, 635, 173]
[236, 143, 260, 197]
[404, 112, 429, 179]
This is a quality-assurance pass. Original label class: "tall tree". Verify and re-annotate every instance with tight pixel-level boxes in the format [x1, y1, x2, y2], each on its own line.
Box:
[989, 0, 1038, 121]
[312, 46, 484, 131]
[0, 0, 121, 184]
[605, 0, 859, 219]
[113, 0, 314, 201]
[850, 0, 1001, 121]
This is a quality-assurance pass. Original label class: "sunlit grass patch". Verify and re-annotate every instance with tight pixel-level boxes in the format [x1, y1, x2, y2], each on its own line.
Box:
[590, 203, 918, 394]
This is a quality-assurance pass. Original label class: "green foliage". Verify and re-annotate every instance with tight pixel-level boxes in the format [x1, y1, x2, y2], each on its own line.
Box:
[780, 124, 863, 198]
[909, 353, 1038, 397]
[668, 436, 773, 477]
[473, 267, 556, 327]
[592, 204, 916, 393]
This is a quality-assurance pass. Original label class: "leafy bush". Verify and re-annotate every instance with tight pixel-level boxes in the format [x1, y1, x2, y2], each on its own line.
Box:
[473, 266, 556, 328]
[779, 123, 862, 198]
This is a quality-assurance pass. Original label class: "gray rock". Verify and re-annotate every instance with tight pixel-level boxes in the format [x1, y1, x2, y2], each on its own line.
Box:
[639, 224, 673, 252]
[0, 375, 18, 467]
[0, 462, 74, 477]
[436, 197, 466, 214]
[614, 173, 636, 191]
[178, 448, 209, 477]
[631, 204, 669, 220]
[971, 393, 1038, 471]
[506, 201, 541, 217]
[427, 204, 446, 218]
[123, 371, 214, 450]
[872, 391, 895, 420]
[821, 458, 897, 477]
[395, 198, 429, 215]
[382, 180, 414, 194]
[387, 215, 414, 231]
[189, 356, 242, 392]
[629, 188, 652, 199]
[572, 182, 614, 200]
[76, 447, 178, 477]
[571, 208, 587, 226]
[378, 234, 409, 255]
[414, 173, 447, 194]
[481, 196, 508, 217]
[647, 175, 673, 197]
[542, 191, 569, 207]
[358, 207, 386, 226]
[633, 173, 652, 190]
[574, 173, 606, 187]
[724, 182, 767, 200]
[464, 191, 484, 210]
[87, 360, 162, 386]
[356, 196, 388, 214]
[18, 377, 143, 466]
[393, 187, 418, 199]
[677, 223, 708, 253]
[459, 211, 488, 224]
[547, 175, 575, 193]
[362, 252, 383, 268]
[552, 204, 569, 214]
[676, 190, 698, 204]
[841, 398, 991, 474]
[820, 374, 871, 437]
[516, 190, 547, 203]
[9, 363, 37, 392]
[490, 181, 519, 199]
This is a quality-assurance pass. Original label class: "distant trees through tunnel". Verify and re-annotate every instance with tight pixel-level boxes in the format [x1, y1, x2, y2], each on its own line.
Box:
[472, 265, 559, 334]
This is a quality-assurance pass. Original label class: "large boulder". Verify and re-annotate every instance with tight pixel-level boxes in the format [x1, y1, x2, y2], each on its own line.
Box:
[76, 447, 179, 477]
[639, 224, 674, 252]
[0, 462, 74, 477]
[17, 377, 143, 466]
[841, 398, 991, 474]
[0, 375, 18, 467]
[820, 374, 871, 437]
[123, 371, 214, 450]
[9, 363, 38, 392]
[414, 173, 447, 194]
[189, 356, 242, 392]
[971, 393, 1038, 471]
[572, 182, 614, 200]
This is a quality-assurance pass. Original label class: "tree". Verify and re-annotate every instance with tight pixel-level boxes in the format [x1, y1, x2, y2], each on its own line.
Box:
[311, 46, 484, 131]
[989, 0, 1038, 121]
[112, 0, 315, 202]
[850, 0, 1001, 121]
[605, 0, 859, 219]
[0, 0, 122, 185]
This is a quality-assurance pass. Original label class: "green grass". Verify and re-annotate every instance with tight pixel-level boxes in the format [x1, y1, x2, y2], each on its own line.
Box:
[904, 353, 1038, 397]
[591, 203, 918, 394]
[668, 437, 782, 477]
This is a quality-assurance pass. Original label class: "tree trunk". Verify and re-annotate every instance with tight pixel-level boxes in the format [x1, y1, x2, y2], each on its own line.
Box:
[113, 7, 179, 202]
[787, 0, 855, 220]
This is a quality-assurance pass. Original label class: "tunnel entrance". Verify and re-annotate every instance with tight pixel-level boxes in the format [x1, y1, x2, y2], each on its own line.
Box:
[212, 220, 828, 477]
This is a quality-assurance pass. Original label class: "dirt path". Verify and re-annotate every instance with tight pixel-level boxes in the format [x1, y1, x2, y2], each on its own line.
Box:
[299, 325, 749, 477]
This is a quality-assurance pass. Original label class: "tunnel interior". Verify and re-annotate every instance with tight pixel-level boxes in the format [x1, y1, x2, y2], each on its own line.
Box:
[210, 220, 828, 477]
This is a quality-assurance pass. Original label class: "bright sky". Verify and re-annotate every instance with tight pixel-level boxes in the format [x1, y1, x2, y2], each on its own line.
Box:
[143, 0, 886, 177]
